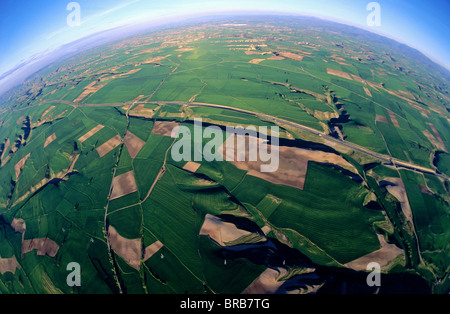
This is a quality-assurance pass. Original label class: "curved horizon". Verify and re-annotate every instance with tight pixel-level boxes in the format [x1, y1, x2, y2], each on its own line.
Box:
[1, 0, 449, 96]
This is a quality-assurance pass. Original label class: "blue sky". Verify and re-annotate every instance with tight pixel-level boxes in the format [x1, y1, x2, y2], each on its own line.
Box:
[0, 0, 449, 77]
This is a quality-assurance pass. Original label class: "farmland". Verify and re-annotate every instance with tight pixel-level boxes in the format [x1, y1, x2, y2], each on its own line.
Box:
[0, 15, 448, 294]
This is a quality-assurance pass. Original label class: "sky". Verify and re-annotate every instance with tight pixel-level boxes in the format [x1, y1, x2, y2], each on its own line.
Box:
[0, 0, 449, 82]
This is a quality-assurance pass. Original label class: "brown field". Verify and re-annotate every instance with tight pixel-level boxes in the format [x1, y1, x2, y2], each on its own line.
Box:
[16, 116, 25, 125]
[124, 131, 145, 158]
[0, 138, 10, 161]
[74, 81, 106, 102]
[137, 55, 170, 66]
[151, 120, 179, 137]
[428, 123, 446, 151]
[40, 105, 55, 120]
[143, 240, 164, 261]
[43, 133, 56, 148]
[96, 135, 122, 157]
[277, 51, 303, 62]
[345, 234, 404, 271]
[110, 170, 138, 200]
[22, 238, 59, 258]
[312, 110, 339, 121]
[199, 214, 254, 247]
[419, 184, 432, 195]
[327, 68, 352, 80]
[242, 267, 287, 294]
[0, 256, 20, 275]
[248, 58, 265, 64]
[14, 153, 31, 179]
[384, 177, 413, 224]
[108, 226, 141, 269]
[267, 55, 285, 60]
[409, 102, 430, 117]
[220, 135, 358, 190]
[244, 50, 267, 55]
[77, 124, 104, 143]
[128, 103, 157, 118]
[350, 74, 367, 84]
[11, 218, 26, 234]
[423, 129, 446, 151]
[176, 47, 194, 52]
[375, 114, 388, 123]
[100, 68, 142, 82]
[132, 95, 145, 102]
[261, 225, 271, 235]
[363, 86, 372, 97]
[387, 110, 400, 128]
[182, 161, 201, 173]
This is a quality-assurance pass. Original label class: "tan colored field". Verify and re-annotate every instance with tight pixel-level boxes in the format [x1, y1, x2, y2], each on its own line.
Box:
[143, 240, 164, 261]
[77, 125, 104, 143]
[108, 226, 141, 269]
[11, 218, 26, 234]
[132, 95, 145, 102]
[110, 170, 138, 200]
[128, 103, 157, 118]
[248, 58, 265, 64]
[43, 133, 56, 148]
[182, 161, 201, 173]
[345, 234, 404, 271]
[124, 131, 145, 158]
[409, 102, 430, 117]
[137, 55, 170, 66]
[312, 110, 339, 120]
[277, 51, 303, 62]
[176, 47, 194, 52]
[40, 105, 55, 120]
[419, 184, 432, 195]
[363, 86, 372, 97]
[0, 256, 20, 275]
[423, 129, 446, 152]
[220, 135, 358, 190]
[261, 225, 271, 235]
[16, 116, 25, 125]
[242, 267, 287, 294]
[387, 110, 400, 128]
[244, 50, 267, 55]
[267, 55, 285, 60]
[350, 74, 367, 84]
[200, 214, 255, 246]
[22, 238, 59, 258]
[428, 123, 446, 151]
[151, 120, 179, 137]
[96, 135, 122, 157]
[384, 177, 413, 225]
[375, 114, 388, 123]
[74, 81, 106, 103]
[327, 68, 352, 80]
[0, 138, 10, 161]
[100, 68, 142, 82]
[14, 153, 31, 179]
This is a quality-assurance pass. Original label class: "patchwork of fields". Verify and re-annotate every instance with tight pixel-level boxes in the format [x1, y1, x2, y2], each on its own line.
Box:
[0, 16, 448, 294]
